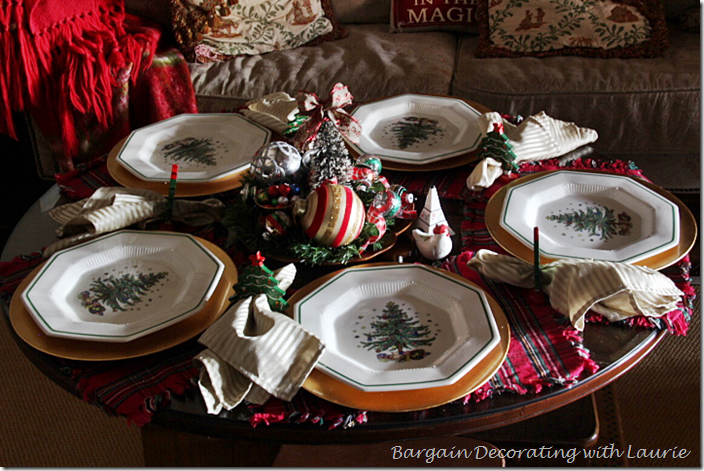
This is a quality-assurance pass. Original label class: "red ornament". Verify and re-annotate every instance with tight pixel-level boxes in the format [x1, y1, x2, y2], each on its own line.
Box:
[297, 183, 365, 247]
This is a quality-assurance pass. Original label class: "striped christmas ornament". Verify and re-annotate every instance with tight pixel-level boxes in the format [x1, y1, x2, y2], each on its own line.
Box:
[298, 183, 366, 247]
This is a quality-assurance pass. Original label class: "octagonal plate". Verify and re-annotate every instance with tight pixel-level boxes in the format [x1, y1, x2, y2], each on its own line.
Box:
[293, 264, 500, 392]
[500, 171, 680, 263]
[21, 230, 225, 342]
[116, 114, 271, 182]
[345, 94, 482, 165]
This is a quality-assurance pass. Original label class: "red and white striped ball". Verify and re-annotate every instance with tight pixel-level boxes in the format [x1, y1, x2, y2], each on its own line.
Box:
[299, 184, 366, 247]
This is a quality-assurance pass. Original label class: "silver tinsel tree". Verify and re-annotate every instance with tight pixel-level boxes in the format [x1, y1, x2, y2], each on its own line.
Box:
[305, 120, 354, 189]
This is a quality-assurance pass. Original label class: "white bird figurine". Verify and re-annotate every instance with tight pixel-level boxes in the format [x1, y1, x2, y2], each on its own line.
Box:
[412, 224, 453, 260]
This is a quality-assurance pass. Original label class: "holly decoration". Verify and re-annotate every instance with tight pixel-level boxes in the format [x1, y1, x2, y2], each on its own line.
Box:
[361, 301, 436, 362]
[230, 252, 288, 312]
[478, 122, 518, 172]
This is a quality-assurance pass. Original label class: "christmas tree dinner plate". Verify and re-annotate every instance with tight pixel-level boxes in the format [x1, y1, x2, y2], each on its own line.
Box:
[291, 264, 501, 392]
[20, 230, 225, 343]
[116, 113, 271, 183]
[497, 170, 680, 264]
[9, 237, 237, 361]
[345, 94, 484, 166]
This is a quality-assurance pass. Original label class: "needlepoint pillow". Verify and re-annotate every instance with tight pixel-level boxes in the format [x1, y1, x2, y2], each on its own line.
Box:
[390, 0, 479, 33]
[475, 0, 668, 58]
[170, 0, 348, 63]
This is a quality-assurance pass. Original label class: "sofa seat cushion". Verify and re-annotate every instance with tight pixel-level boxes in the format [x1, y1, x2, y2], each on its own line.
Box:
[189, 24, 457, 112]
[452, 26, 700, 190]
[453, 26, 700, 156]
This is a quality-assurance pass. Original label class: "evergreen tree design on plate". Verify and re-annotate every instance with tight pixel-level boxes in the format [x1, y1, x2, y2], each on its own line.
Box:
[161, 137, 219, 166]
[360, 301, 436, 363]
[77, 270, 169, 315]
[385, 117, 444, 150]
[545, 204, 633, 241]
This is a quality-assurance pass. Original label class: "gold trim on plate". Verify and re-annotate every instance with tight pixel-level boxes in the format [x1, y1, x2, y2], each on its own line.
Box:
[9, 238, 237, 361]
[107, 137, 248, 197]
[285, 262, 511, 412]
[485, 170, 697, 270]
[345, 96, 492, 172]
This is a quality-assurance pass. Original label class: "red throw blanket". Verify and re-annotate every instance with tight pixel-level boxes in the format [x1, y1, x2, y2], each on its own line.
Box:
[0, 0, 160, 170]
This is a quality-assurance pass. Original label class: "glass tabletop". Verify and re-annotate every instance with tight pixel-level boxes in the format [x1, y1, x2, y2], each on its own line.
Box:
[0, 185, 663, 443]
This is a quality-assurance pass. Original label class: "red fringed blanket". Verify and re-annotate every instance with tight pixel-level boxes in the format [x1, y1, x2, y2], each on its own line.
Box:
[0, 0, 158, 170]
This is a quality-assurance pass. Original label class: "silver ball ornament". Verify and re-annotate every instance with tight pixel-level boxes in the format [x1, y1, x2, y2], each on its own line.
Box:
[251, 141, 302, 183]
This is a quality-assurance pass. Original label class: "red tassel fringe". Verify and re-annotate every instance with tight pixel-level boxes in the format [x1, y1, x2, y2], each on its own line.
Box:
[0, 0, 156, 169]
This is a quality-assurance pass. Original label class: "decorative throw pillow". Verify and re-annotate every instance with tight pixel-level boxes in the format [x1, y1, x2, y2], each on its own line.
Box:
[171, 0, 348, 63]
[390, 0, 479, 33]
[475, 0, 668, 58]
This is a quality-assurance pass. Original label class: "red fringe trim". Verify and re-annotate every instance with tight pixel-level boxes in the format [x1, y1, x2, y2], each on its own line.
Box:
[0, 1, 157, 169]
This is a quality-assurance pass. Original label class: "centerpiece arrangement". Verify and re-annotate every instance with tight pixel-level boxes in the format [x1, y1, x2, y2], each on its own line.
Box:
[223, 84, 416, 265]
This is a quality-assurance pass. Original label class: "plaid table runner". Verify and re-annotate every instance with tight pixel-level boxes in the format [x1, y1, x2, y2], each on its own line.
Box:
[0, 157, 694, 428]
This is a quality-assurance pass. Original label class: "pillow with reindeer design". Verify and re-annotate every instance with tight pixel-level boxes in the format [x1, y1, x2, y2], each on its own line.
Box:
[170, 0, 347, 63]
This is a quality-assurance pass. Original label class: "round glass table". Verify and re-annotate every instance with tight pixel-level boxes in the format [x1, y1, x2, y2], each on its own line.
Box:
[1, 184, 674, 467]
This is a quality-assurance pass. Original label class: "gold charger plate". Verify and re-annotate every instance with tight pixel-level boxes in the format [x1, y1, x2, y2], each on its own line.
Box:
[9, 238, 237, 361]
[345, 96, 491, 172]
[485, 170, 698, 270]
[107, 137, 247, 197]
[286, 263, 511, 412]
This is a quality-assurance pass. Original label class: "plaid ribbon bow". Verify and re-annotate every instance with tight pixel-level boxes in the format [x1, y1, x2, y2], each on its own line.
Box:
[293, 83, 362, 151]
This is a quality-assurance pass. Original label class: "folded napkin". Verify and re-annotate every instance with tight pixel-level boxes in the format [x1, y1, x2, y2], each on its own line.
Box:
[44, 187, 224, 257]
[466, 250, 684, 331]
[195, 264, 325, 414]
[242, 92, 299, 134]
[467, 112, 599, 191]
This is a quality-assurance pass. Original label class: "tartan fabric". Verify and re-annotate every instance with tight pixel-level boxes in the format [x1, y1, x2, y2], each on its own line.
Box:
[441, 252, 598, 401]
[384, 166, 473, 200]
[460, 156, 692, 336]
[55, 156, 115, 200]
[0, 156, 693, 427]
[249, 392, 368, 430]
[72, 340, 202, 426]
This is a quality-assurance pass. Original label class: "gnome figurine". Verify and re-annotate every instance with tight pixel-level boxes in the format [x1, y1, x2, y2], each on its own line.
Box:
[415, 186, 454, 235]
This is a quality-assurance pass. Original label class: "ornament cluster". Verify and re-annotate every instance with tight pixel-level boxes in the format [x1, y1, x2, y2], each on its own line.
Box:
[226, 84, 419, 264]
[243, 140, 414, 254]
[236, 126, 416, 258]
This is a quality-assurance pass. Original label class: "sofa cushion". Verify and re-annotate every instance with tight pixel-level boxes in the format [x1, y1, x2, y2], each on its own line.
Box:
[329, 0, 390, 24]
[189, 24, 458, 111]
[452, 25, 700, 190]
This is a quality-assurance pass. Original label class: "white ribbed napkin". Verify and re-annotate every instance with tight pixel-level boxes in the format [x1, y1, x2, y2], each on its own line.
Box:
[467, 250, 684, 331]
[195, 264, 325, 414]
[44, 187, 224, 257]
[467, 111, 599, 191]
[242, 91, 299, 133]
